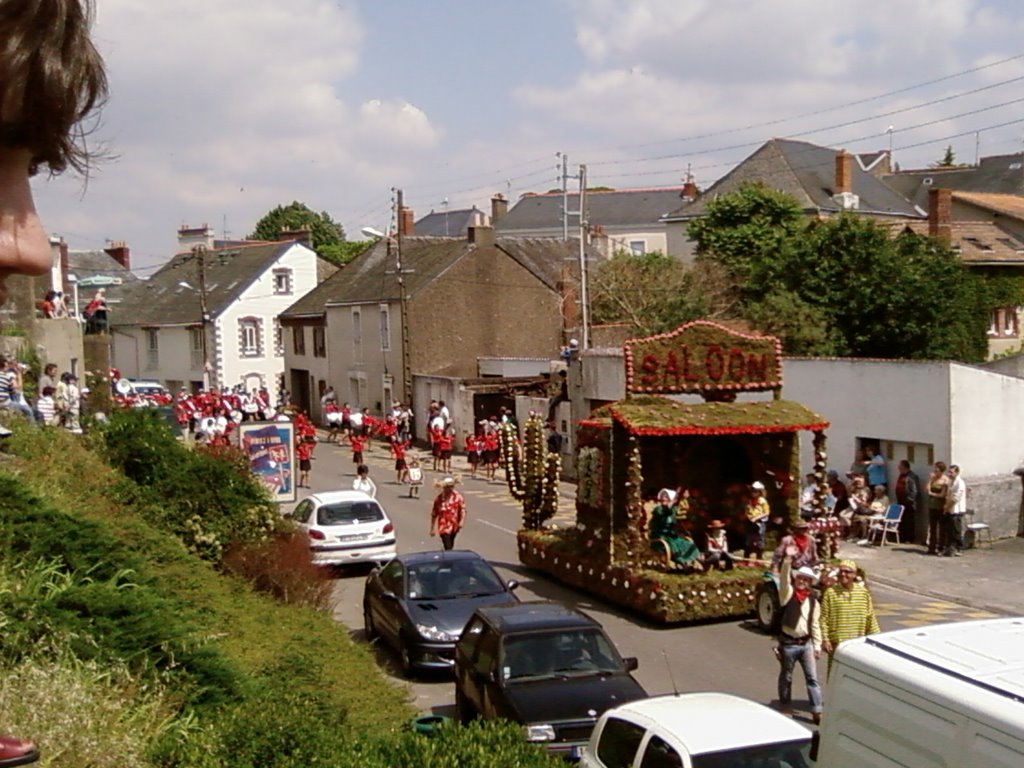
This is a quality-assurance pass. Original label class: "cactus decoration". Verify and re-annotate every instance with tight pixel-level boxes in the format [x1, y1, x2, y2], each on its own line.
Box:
[498, 414, 562, 530]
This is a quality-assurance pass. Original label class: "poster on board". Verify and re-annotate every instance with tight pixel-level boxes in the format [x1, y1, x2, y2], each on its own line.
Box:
[238, 421, 296, 503]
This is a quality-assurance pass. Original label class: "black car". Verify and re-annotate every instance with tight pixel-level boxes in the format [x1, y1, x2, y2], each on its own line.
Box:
[453, 601, 647, 760]
[362, 550, 519, 676]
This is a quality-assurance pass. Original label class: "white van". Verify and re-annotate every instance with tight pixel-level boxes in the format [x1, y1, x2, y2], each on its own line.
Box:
[818, 617, 1024, 768]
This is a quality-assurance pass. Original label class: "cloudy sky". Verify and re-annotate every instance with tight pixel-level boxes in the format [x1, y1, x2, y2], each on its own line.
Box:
[34, 0, 1024, 275]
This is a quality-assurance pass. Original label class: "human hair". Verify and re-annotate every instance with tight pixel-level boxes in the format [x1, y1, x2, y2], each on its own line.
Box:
[356, 464, 369, 476]
[0, 0, 108, 174]
[934, 461, 947, 473]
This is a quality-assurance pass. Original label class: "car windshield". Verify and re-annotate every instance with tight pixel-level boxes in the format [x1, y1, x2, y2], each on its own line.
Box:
[316, 501, 384, 526]
[406, 560, 505, 600]
[501, 629, 623, 681]
[691, 739, 813, 768]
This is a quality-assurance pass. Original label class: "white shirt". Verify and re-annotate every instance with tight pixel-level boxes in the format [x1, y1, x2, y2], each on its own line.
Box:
[948, 475, 967, 514]
[352, 476, 377, 498]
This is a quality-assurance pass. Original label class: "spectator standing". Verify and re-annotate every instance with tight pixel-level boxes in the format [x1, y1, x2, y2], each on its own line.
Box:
[925, 461, 950, 555]
[820, 559, 880, 675]
[547, 369, 569, 422]
[894, 460, 920, 543]
[38, 363, 58, 393]
[56, 371, 82, 433]
[38, 289, 58, 317]
[430, 476, 467, 550]
[862, 444, 888, 492]
[944, 465, 967, 557]
[83, 288, 109, 334]
[352, 463, 377, 498]
[774, 557, 824, 724]
[545, 421, 563, 455]
[827, 469, 849, 518]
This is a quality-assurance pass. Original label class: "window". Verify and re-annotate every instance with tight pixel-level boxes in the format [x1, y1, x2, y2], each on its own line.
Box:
[379, 304, 391, 351]
[348, 374, 364, 405]
[293, 326, 306, 355]
[639, 735, 683, 768]
[595, 717, 646, 768]
[629, 240, 647, 256]
[352, 308, 363, 363]
[382, 374, 393, 411]
[988, 307, 1019, 338]
[273, 319, 283, 356]
[239, 317, 263, 357]
[189, 327, 204, 369]
[144, 329, 159, 370]
[313, 326, 326, 358]
[273, 268, 293, 295]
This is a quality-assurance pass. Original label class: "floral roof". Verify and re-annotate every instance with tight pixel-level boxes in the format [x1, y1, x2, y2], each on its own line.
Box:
[607, 395, 829, 436]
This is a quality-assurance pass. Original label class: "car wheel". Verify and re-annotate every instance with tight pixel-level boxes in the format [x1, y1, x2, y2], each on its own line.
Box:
[455, 687, 476, 725]
[755, 582, 781, 633]
[363, 603, 378, 641]
[398, 635, 415, 678]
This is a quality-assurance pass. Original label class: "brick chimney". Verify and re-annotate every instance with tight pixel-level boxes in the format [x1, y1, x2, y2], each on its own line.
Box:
[104, 240, 130, 271]
[278, 228, 311, 247]
[589, 225, 609, 258]
[928, 188, 952, 245]
[491, 193, 508, 224]
[467, 225, 495, 248]
[399, 206, 415, 237]
[681, 175, 699, 201]
[834, 150, 852, 194]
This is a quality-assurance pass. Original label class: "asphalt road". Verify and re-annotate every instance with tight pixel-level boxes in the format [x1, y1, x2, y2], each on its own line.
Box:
[300, 439, 990, 722]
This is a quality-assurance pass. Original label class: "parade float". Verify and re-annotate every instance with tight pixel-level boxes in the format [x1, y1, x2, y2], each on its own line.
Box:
[506, 321, 833, 624]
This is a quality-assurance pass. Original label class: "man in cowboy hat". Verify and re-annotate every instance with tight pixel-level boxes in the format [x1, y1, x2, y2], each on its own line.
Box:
[430, 476, 467, 551]
[771, 518, 819, 574]
[775, 555, 824, 723]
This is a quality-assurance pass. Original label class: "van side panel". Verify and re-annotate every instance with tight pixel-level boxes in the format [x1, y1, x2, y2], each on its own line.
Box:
[824, 666, 960, 767]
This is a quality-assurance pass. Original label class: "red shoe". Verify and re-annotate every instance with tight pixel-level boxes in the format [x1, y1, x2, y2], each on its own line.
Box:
[0, 735, 39, 766]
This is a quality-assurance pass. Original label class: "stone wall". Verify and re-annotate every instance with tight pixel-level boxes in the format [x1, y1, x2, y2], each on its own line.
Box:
[965, 474, 1023, 540]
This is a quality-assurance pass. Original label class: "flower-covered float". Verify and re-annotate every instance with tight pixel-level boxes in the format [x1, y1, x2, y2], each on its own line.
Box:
[506, 321, 833, 624]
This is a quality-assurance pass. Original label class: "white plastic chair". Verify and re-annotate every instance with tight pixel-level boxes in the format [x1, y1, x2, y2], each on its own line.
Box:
[965, 510, 993, 549]
[868, 504, 904, 546]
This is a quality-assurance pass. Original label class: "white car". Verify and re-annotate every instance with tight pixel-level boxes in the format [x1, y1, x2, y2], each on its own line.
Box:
[580, 692, 813, 768]
[289, 490, 397, 567]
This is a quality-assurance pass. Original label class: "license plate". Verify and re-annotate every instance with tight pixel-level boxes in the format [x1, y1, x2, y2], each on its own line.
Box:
[569, 745, 582, 760]
[337, 533, 370, 542]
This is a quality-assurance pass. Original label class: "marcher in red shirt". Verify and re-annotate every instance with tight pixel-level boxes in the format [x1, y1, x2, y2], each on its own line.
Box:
[430, 477, 467, 550]
[295, 434, 315, 488]
[436, 429, 454, 474]
[390, 436, 409, 484]
[349, 431, 367, 467]
[465, 433, 480, 477]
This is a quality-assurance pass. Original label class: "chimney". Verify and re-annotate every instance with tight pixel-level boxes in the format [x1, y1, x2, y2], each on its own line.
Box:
[834, 150, 852, 194]
[681, 175, 699, 201]
[104, 240, 131, 271]
[467, 225, 495, 248]
[491, 193, 508, 224]
[278, 228, 311, 247]
[56, 238, 68, 290]
[589, 225, 609, 258]
[399, 206, 415, 237]
[177, 223, 215, 253]
[928, 188, 952, 245]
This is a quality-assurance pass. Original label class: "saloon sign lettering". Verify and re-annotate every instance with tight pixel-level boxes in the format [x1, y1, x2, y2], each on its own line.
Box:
[623, 321, 782, 395]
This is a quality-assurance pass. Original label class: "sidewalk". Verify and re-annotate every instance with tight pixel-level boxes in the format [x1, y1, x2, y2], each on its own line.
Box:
[336, 435, 1024, 616]
[834, 535, 1024, 616]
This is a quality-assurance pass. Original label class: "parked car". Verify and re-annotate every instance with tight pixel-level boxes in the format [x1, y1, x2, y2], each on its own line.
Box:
[363, 549, 520, 676]
[580, 692, 813, 768]
[453, 601, 647, 760]
[288, 490, 396, 567]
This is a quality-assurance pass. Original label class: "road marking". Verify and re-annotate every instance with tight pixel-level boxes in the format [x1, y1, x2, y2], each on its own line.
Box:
[477, 518, 518, 536]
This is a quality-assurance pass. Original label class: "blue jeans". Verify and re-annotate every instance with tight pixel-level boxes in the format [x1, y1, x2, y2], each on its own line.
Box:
[778, 640, 823, 713]
[1, 400, 35, 422]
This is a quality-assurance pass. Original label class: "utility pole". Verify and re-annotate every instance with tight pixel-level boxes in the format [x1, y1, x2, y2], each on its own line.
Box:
[578, 164, 590, 351]
[193, 244, 211, 390]
[559, 152, 570, 241]
[395, 188, 413, 405]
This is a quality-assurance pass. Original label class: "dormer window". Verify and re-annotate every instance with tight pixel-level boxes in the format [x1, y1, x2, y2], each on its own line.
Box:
[273, 268, 293, 295]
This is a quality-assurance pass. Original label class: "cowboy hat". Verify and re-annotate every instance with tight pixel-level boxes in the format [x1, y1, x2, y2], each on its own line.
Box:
[794, 566, 818, 583]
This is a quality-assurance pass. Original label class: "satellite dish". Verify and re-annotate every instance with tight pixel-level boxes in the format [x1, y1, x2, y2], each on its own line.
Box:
[115, 378, 132, 395]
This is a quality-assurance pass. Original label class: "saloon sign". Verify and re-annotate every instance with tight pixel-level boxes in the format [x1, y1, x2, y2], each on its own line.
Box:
[623, 321, 782, 395]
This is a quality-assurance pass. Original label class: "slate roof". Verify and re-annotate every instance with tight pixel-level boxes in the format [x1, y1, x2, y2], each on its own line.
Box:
[414, 206, 487, 237]
[496, 187, 686, 233]
[280, 235, 583, 320]
[887, 220, 1024, 266]
[883, 153, 1024, 208]
[115, 241, 298, 326]
[67, 249, 141, 285]
[664, 138, 921, 220]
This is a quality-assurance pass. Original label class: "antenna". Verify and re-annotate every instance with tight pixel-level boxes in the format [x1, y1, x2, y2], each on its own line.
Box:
[662, 650, 680, 696]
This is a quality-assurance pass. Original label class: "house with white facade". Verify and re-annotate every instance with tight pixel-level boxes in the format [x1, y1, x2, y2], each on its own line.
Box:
[112, 228, 332, 399]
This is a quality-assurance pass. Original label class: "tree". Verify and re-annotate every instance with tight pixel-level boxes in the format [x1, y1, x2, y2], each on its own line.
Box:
[589, 251, 719, 336]
[931, 145, 958, 168]
[249, 202, 356, 265]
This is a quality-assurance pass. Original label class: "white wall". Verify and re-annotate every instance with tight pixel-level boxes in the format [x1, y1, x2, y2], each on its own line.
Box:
[950, 363, 1024, 476]
[112, 325, 199, 388]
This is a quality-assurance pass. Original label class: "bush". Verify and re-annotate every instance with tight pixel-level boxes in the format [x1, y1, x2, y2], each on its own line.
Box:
[221, 531, 334, 610]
